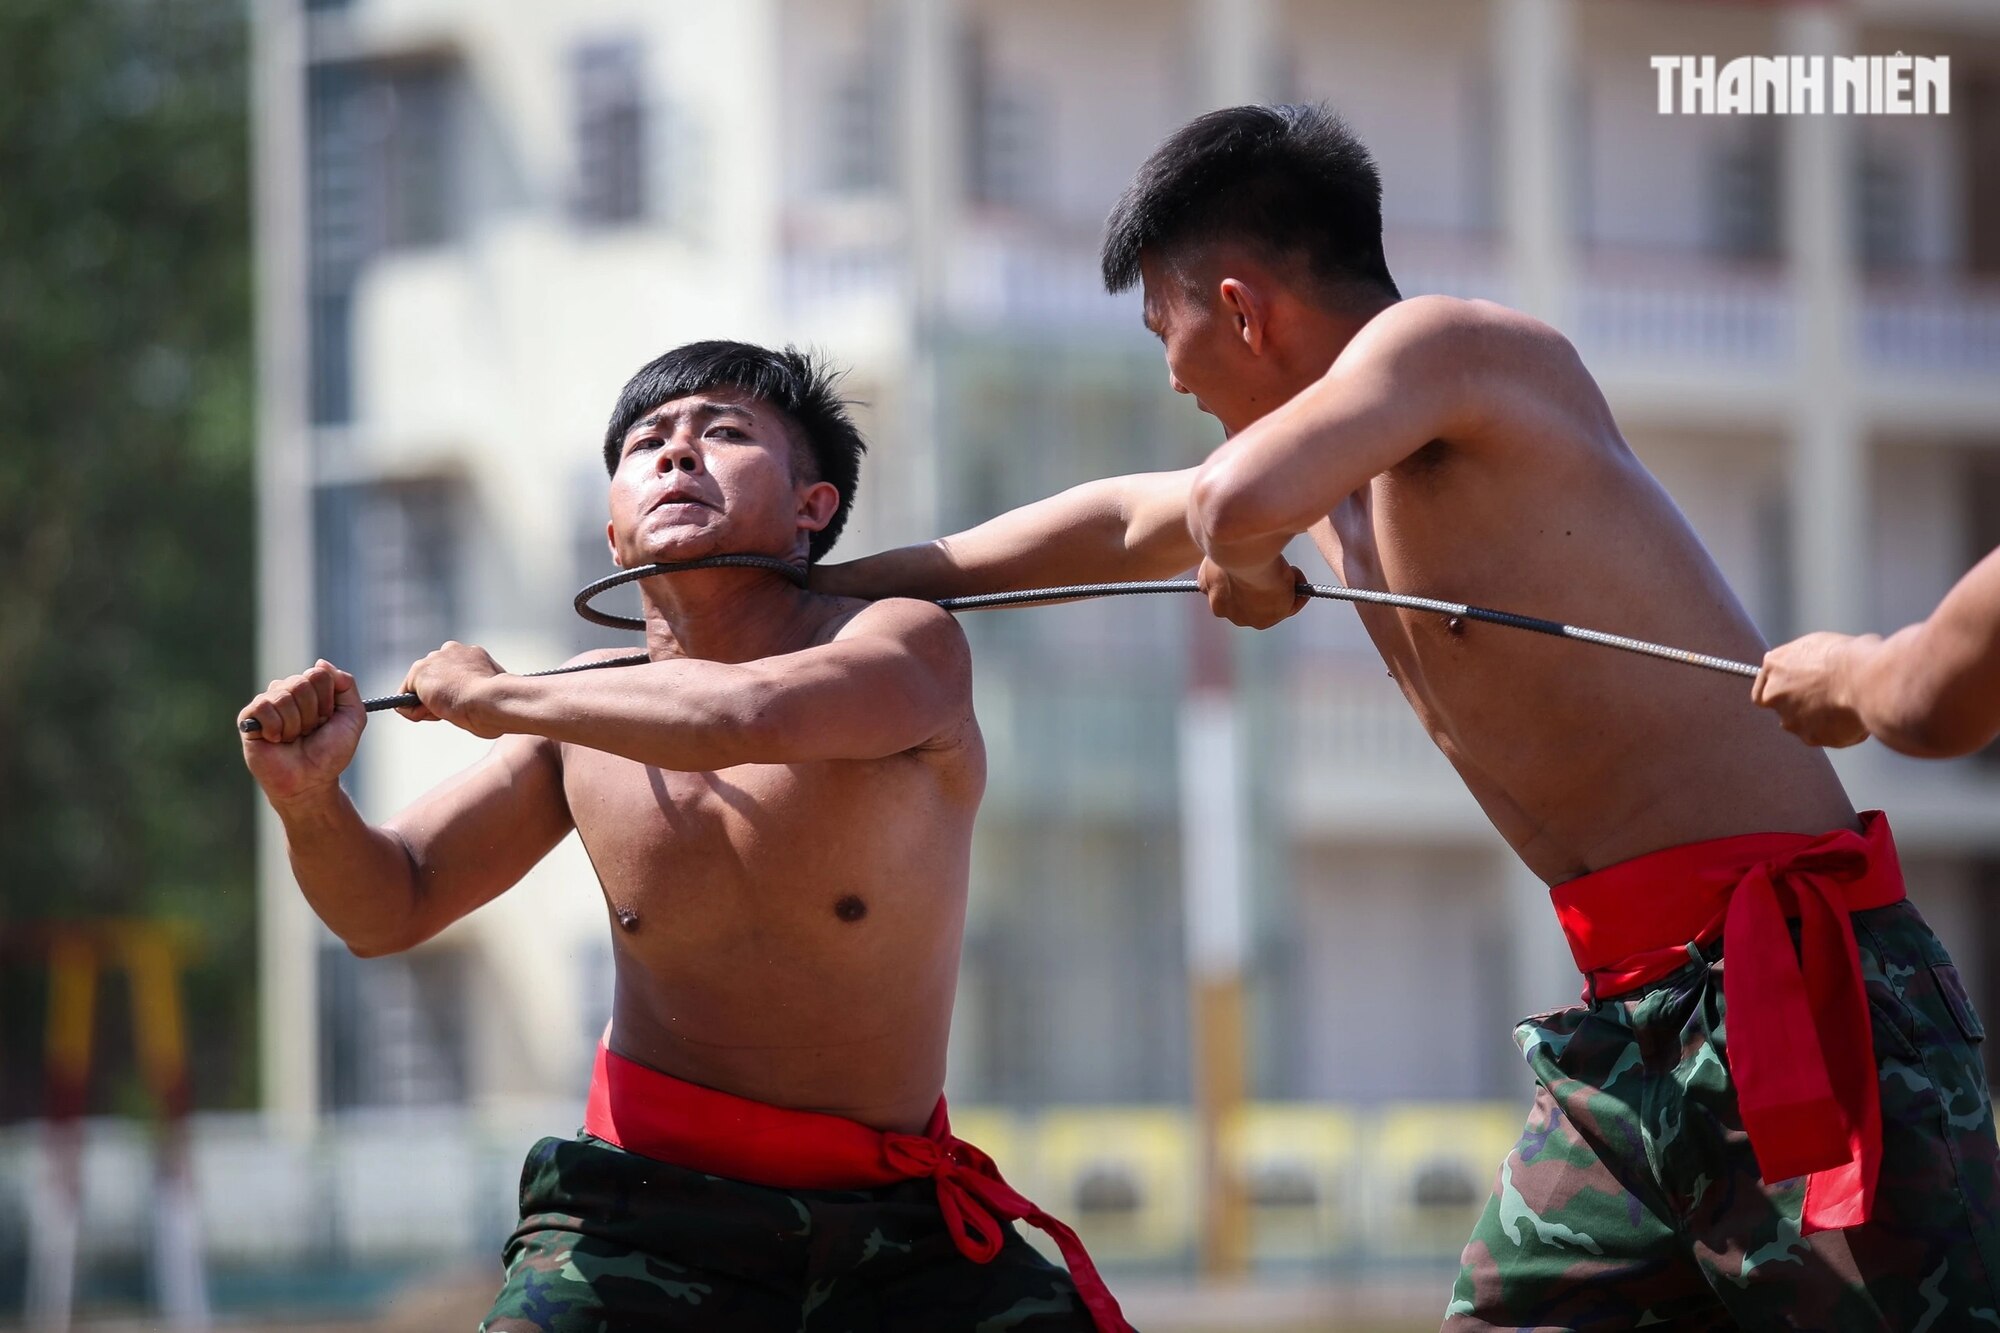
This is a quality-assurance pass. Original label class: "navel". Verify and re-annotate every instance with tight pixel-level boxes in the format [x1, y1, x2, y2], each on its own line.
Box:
[834, 895, 868, 923]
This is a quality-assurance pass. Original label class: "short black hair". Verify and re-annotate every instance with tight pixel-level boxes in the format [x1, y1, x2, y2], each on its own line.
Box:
[1101, 103, 1399, 301]
[603, 341, 866, 563]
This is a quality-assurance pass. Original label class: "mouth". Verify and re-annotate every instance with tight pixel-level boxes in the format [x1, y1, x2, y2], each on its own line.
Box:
[648, 494, 715, 515]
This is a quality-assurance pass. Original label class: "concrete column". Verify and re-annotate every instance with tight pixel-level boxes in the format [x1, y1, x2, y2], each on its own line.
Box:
[901, 0, 962, 329]
[1494, 0, 1576, 324]
[1193, 0, 1283, 111]
[1179, 607, 1252, 1277]
[251, 0, 320, 1136]
[1505, 855, 1576, 1043]
[1783, 5, 1867, 635]
[898, 0, 963, 538]
[725, 0, 785, 322]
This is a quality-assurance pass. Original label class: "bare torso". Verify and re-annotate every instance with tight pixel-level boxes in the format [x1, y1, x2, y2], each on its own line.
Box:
[560, 598, 984, 1133]
[1312, 311, 1854, 884]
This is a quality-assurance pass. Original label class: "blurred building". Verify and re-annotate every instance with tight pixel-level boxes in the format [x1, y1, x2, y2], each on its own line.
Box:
[250, 0, 2000, 1141]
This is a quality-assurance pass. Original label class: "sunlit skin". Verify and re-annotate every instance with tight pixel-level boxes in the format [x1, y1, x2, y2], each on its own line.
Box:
[1755, 547, 2000, 758]
[240, 386, 982, 1133]
[821, 244, 1855, 883]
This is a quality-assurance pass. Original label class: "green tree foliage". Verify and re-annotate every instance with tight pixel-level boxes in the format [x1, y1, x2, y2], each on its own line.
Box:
[0, 0, 254, 1114]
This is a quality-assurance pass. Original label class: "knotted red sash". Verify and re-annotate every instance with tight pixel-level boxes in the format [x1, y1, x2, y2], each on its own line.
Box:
[1549, 811, 1905, 1234]
[584, 1042, 1131, 1333]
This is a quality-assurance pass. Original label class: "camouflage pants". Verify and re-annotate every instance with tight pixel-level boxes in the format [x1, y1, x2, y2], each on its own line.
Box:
[480, 1132, 1097, 1332]
[1446, 900, 2000, 1331]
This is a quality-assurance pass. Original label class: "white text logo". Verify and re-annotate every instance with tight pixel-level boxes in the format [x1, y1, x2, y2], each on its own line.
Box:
[1651, 55, 1949, 115]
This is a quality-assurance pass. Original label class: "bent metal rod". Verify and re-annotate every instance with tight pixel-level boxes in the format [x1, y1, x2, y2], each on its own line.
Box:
[238, 553, 1758, 733]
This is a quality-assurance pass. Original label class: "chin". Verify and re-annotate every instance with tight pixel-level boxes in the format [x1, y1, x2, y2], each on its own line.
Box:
[634, 530, 722, 565]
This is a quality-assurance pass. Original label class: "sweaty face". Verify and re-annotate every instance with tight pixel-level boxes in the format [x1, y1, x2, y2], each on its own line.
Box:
[605, 387, 831, 567]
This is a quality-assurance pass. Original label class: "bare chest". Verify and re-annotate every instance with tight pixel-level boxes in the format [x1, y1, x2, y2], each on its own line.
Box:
[558, 745, 971, 934]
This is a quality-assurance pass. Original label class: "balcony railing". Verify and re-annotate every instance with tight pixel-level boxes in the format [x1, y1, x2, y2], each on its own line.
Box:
[1576, 249, 1793, 371]
[1860, 279, 2000, 379]
[779, 220, 2000, 394]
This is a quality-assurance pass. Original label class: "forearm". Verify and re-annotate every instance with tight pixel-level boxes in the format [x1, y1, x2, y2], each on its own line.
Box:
[1847, 620, 2000, 758]
[476, 661, 768, 770]
[816, 472, 1198, 601]
[269, 785, 424, 956]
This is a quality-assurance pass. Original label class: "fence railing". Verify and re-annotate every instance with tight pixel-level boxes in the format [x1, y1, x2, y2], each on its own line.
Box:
[0, 1098, 1522, 1314]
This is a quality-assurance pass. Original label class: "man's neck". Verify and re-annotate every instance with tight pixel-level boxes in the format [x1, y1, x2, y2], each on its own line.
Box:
[638, 566, 822, 663]
[1290, 292, 1395, 383]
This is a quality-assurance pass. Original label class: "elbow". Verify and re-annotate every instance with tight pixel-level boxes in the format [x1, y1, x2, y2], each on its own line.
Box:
[341, 927, 414, 960]
[1189, 458, 1269, 553]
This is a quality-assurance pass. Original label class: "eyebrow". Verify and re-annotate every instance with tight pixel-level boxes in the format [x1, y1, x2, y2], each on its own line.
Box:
[627, 399, 757, 440]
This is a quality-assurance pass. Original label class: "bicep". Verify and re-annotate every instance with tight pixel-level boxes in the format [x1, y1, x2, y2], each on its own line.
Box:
[1196, 302, 1486, 541]
[1118, 469, 1202, 574]
[384, 733, 574, 943]
[1926, 550, 2000, 734]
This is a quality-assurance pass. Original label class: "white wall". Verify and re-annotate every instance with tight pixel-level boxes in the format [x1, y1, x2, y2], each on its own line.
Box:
[1577, 1, 1780, 254]
[1286, 0, 1493, 234]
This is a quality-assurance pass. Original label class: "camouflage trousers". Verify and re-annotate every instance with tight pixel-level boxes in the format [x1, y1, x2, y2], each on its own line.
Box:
[1446, 900, 2000, 1331]
[480, 1132, 1097, 1332]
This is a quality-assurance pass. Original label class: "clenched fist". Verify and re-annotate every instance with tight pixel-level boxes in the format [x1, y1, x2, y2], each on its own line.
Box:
[1752, 632, 1876, 748]
[239, 660, 365, 803]
[396, 641, 508, 737]
[1198, 555, 1308, 630]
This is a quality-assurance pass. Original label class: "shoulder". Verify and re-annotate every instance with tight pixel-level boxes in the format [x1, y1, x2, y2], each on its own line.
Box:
[831, 595, 969, 654]
[1343, 294, 1574, 370]
[827, 595, 971, 683]
[558, 646, 649, 669]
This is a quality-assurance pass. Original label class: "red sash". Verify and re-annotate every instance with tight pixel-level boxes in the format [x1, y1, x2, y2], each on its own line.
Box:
[584, 1042, 1131, 1333]
[1550, 810, 1906, 1234]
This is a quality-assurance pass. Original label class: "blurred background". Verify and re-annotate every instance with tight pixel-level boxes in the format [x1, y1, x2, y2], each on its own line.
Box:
[2, 0, 1997, 1328]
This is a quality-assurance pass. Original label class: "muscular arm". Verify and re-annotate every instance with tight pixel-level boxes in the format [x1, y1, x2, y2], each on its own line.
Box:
[280, 738, 573, 956]
[1189, 297, 1498, 575]
[812, 470, 1199, 601]
[467, 599, 973, 770]
[243, 662, 574, 958]
[1756, 548, 2000, 758]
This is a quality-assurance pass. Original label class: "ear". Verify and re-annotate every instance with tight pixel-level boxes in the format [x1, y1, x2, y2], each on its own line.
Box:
[796, 479, 840, 535]
[605, 518, 621, 569]
[1217, 277, 1269, 356]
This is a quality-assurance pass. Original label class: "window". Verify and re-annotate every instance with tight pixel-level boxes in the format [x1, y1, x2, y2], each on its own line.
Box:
[570, 468, 634, 652]
[319, 945, 469, 1109]
[825, 42, 894, 194]
[1856, 141, 1912, 272]
[962, 27, 1045, 212]
[316, 477, 462, 680]
[1708, 122, 1781, 260]
[305, 58, 461, 423]
[1964, 73, 2000, 276]
[571, 39, 647, 225]
[375, 66, 457, 249]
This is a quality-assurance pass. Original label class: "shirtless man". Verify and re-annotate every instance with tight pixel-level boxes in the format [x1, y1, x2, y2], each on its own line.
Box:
[819, 107, 2000, 1328]
[1756, 546, 2000, 758]
[239, 341, 1126, 1333]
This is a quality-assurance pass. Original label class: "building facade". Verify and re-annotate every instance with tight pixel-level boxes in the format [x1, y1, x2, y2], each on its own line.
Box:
[251, 0, 2000, 1138]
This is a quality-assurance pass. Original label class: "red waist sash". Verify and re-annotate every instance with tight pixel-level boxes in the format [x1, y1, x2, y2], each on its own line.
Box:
[584, 1042, 1131, 1333]
[1549, 810, 1906, 1234]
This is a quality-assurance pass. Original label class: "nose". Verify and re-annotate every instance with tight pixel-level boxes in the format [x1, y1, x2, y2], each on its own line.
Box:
[1168, 370, 1190, 396]
[658, 432, 702, 475]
